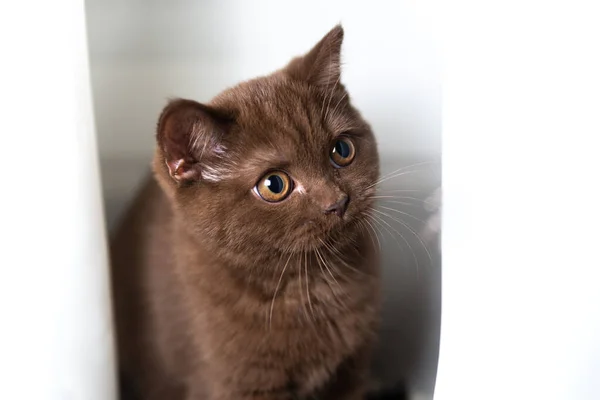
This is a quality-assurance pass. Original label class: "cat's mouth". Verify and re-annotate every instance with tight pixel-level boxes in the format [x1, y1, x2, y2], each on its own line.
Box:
[299, 213, 349, 230]
[292, 214, 356, 249]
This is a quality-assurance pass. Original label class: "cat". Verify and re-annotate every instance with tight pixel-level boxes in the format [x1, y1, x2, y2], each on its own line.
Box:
[111, 25, 396, 400]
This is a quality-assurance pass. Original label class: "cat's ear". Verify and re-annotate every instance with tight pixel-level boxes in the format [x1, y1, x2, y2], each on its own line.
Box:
[156, 99, 231, 183]
[285, 24, 344, 88]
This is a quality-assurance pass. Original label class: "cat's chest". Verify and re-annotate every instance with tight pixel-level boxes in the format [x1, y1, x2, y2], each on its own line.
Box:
[266, 278, 376, 396]
[284, 277, 360, 322]
[259, 253, 379, 340]
[269, 273, 376, 345]
[196, 250, 378, 351]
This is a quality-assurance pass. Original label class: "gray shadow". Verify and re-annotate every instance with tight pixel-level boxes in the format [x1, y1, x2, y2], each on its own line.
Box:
[370, 154, 441, 400]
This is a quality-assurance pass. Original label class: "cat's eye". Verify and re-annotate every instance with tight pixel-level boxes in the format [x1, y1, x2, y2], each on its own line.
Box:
[254, 170, 292, 202]
[330, 137, 356, 167]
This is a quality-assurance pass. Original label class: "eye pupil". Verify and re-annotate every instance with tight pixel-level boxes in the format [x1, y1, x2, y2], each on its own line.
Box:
[265, 175, 284, 193]
[334, 140, 351, 158]
[330, 137, 356, 167]
[255, 171, 291, 202]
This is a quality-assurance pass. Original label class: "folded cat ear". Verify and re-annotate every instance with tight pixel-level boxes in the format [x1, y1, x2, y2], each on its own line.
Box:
[285, 24, 344, 89]
[156, 99, 231, 183]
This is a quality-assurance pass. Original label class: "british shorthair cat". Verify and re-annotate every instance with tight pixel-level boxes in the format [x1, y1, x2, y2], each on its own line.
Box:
[111, 25, 401, 400]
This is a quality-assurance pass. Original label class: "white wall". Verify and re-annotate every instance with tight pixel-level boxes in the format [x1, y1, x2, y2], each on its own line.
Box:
[86, 1, 441, 398]
[435, 2, 600, 399]
[1, 1, 116, 399]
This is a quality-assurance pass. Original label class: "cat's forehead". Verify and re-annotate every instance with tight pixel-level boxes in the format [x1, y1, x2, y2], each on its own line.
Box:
[207, 75, 367, 183]
[217, 76, 357, 146]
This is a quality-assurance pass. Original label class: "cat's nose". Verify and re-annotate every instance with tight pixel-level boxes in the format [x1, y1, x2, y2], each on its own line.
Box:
[323, 194, 349, 218]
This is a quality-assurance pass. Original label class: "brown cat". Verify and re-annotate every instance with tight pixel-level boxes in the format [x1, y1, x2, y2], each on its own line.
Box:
[111, 25, 383, 400]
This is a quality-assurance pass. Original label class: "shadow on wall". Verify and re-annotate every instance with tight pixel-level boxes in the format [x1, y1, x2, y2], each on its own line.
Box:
[370, 156, 441, 399]
[85, 1, 239, 229]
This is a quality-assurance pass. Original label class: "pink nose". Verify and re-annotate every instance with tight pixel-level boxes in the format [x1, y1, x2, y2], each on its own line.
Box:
[323, 195, 349, 218]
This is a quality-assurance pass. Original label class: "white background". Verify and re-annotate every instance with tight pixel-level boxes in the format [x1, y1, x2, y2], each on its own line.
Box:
[1, 1, 599, 400]
[0, 1, 116, 400]
[436, 1, 600, 399]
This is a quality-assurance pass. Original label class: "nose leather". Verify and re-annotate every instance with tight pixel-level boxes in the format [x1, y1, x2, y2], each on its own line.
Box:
[323, 194, 349, 218]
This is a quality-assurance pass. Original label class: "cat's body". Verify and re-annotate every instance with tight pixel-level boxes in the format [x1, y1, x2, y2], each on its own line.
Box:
[111, 26, 385, 400]
[112, 177, 380, 400]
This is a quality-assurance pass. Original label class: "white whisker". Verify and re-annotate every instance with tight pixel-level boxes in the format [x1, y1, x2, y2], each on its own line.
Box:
[297, 252, 309, 324]
[305, 251, 315, 321]
[369, 211, 420, 278]
[268, 252, 293, 330]
[377, 160, 438, 180]
[323, 57, 342, 122]
[321, 238, 364, 276]
[363, 218, 382, 252]
[329, 91, 348, 121]
[371, 208, 433, 267]
[371, 195, 433, 204]
[358, 219, 378, 252]
[377, 205, 428, 224]
[315, 241, 342, 289]
[367, 168, 434, 190]
[315, 245, 348, 312]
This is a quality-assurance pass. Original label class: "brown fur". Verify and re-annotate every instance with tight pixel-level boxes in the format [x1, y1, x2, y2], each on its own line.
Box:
[111, 25, 382, 400]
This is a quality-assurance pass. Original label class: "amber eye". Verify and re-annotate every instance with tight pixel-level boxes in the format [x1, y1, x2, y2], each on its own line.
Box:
[254, 171, 292, 202]
[330, 137, 356, 167]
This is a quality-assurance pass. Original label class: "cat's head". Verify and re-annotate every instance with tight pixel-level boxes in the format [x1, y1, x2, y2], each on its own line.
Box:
[154, 25, 379, 260]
